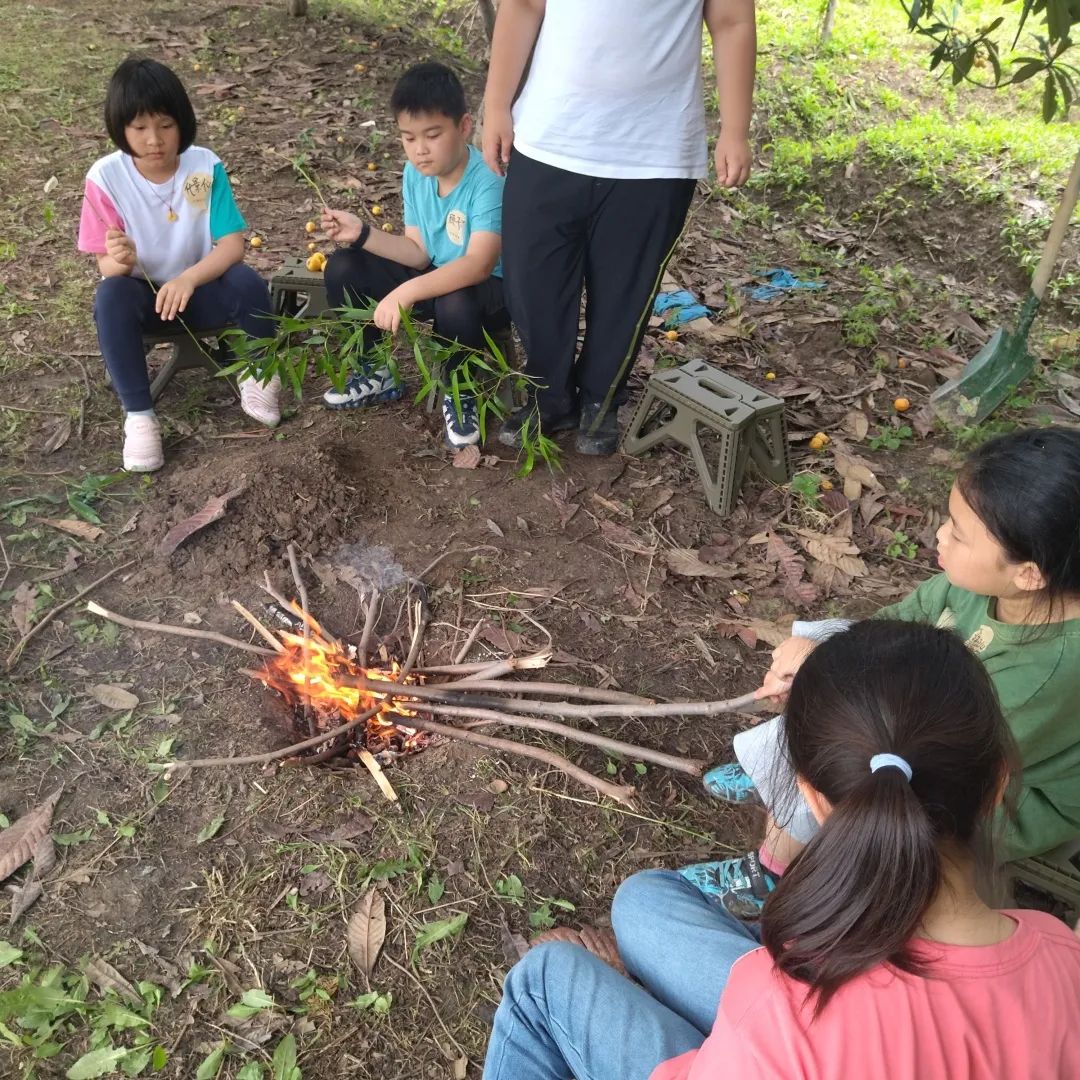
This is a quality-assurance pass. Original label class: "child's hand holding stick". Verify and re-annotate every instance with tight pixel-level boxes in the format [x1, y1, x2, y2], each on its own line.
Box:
[321, 207, 363, 245]
[105, 227, 137, 268]
[754, 635, 818, 709]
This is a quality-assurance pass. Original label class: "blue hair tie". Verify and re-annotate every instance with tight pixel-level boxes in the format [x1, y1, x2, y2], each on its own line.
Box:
[870, 753, 913, 782]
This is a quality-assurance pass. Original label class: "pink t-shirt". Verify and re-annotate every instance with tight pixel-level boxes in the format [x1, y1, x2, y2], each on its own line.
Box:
[652, 911, 1080, 1080]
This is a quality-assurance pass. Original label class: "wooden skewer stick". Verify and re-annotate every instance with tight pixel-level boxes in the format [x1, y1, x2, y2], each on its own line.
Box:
[413, 651, 552, 676]
[230, 600, 286, 653]
[405, 716, 635, 806]
[452, 618, 485, 665]
[458, 649, 553, 682]
[420, 702, 706, 776]
[358, 749, 399, 802]
[86, 600, 276, 657]
[420, 679, 653, 705]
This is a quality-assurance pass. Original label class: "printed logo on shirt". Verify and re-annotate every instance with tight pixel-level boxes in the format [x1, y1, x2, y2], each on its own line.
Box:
[183, 172, 213, 211]
[964, 625, 994, 653]
[445, 209, 467, 246]
[935, 608, 957, 630]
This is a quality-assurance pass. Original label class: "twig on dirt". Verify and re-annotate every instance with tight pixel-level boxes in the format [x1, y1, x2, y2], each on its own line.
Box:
[230, 600, 285, 653]
[358, 587, 382, 669]
[421, 702, 706, 776]
[286, 543, 315, 735]
[86, 600, 277, 658]
[166, 706, 381, 771]
[405, 716, 635, 805]
[383, 954, 468, 1060]
[0, 535, 10, 594]
[5, 560, 136, 670]
[400, 600, 426, 678]
[410, 679, 652, 706]
[452, 618, 485, 665]
[415, 545, 498, 583]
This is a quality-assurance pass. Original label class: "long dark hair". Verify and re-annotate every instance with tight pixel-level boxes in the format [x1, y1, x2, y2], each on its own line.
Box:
[958, 426, 1080, 606]
[761, 619, 1016, 1011]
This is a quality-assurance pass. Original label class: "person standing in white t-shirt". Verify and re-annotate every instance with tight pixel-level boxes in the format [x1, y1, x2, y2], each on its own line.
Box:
[482, 0, 756, 455]
[78, 57, 279, 473]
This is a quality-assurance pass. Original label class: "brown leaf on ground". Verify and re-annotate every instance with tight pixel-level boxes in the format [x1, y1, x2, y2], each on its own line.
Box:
[841, 409, 870, 441]
[10, 582, 38, 636]
[452, 445, 480, 470]
[0, 788, 61, 884]
[796, 528, 868, 578]
[765, 531, 818, 607]
[37, 547, 82, 583]
[481, 623, 526, 654]
[666, 548, 736, 579]
[38, 518, 104, 541]
[158, 484, 246, 557]
[89, 684, 140, 711]
[832, 450, 883, 492]
[85, 956, 141, 1004]
[498, 914, 529, 966]
[347, 888, 386, 978]
[8, 879, 43, 924]
[42, 416, 72, 454]
[530, 926, 628, 976]
[32, 833, 56, 878]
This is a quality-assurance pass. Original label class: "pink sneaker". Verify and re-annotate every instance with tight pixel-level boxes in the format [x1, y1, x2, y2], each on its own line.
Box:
[239, 373, 282, 428]
[123, 414, 164, 473]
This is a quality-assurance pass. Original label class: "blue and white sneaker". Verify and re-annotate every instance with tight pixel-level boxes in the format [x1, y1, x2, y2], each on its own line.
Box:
[443, 393, 480, 449]
[679, 851, 777, 920]
[703, 762, 760, 805]
[322, 365, 403, 409]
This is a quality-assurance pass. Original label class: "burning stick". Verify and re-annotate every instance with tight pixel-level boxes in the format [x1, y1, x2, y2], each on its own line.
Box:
[87, 601, 277, 657]
[404, 717, 636, 806]
[286, 543, 315, 735]
[230, 600, 286, 653]
[259, 573, 341, 650]
[420, 702, 706, 776]
[414, 650, 552, 677]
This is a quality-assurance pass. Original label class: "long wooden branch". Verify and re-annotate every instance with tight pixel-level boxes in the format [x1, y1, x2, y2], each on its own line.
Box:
[340, 675, 758, 720]
[405, 716, 635, 805]
[87, 601, 277, 657]
[414, 651, 551, 676]
[166, 707, 381, 771]
[416, 679, 653, 705]
[419, 702, 706, 776]
[287, 543, 315, 735]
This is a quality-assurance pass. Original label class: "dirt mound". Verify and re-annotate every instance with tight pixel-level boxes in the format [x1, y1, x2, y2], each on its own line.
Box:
[133, 439, 377, 598]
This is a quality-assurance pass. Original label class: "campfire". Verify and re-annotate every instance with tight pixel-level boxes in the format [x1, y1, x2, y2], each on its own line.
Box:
[85, 543, 761, 806]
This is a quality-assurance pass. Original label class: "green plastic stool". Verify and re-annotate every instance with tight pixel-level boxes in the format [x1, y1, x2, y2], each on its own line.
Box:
[621, 360, 791, 515]
[269, 256, 331, 318]
[139, 325, 237, 403]
[1006, 840, 1080, 922]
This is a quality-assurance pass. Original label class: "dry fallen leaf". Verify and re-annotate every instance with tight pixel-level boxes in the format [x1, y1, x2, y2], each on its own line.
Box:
[8, 879, 43, 925]
[10, 582, 38, 637]
[796, 528, 868, 577]
[665, 548, 735, 579]
[158, 484, 246, 557]
[485, 518, 505, 539]
[85, 956, 142, 1004]
[89, 684, 139, 711]
[39, 518, 104, 541]
[0, 788, 62, 884]
[451, 444, 481, 469]
[832, 450, 883, 492]
[42, 416, 72, 454]
[347, 888, 386, 978]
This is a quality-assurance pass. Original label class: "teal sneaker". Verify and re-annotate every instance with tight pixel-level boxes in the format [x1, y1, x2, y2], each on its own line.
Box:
[679, 851, 777, 920]
[703, 762, 760, 804]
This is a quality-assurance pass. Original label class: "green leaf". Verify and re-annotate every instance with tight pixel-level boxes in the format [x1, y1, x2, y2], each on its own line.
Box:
[236, 1064, 264, 1080]
[411, 913, 468, 962]
[119, 1046, 152, 1077]
[426, 876, 445, 904]
[195, 1042, 227, 1080]
[196, 816, 225, 844]
[1043, 70, 1059, 121]
[54, 830, 93, 847]
[271, 1033, 300, 1080]
[155, 737, 176, 758]
[227, 988, 276, 1018]
[0, 942, 23, 968]
[66, 1046, 130, 1079]
[151, 1045, 168, 1071]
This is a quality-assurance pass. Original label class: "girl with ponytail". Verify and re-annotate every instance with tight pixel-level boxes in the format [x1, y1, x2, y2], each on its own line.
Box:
[483, 620, 1080, 1079]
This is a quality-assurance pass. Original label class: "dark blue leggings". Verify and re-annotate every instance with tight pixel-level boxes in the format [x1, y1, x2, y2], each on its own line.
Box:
[93, 263, 274, 412]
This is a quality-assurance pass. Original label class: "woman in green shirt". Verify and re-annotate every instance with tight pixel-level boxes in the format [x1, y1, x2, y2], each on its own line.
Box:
[687, 426, 1080, 917]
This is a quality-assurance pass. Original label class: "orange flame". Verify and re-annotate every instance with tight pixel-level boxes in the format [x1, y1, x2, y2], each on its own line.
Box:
[255, 633, 424, 750]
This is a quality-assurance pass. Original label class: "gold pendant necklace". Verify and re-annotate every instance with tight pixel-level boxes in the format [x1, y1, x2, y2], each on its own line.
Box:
[138, 162, 180, 222]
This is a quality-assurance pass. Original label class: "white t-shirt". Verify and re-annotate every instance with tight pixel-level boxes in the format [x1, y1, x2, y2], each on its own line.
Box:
[512, 0, 709, 180]
[78, 146, 246, 283]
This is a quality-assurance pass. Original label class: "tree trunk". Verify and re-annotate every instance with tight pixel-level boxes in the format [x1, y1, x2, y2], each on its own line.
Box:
[287, 0, 308, 16]
[478, 0, 497, 41]
[819, 0, 838, 47]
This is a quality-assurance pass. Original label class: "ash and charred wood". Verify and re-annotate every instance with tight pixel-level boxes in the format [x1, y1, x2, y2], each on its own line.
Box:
[167, 706, 382, 770]
[87, 601, 277, 657]
[405, 716, 635, 805]
[419, 702, 706, 776]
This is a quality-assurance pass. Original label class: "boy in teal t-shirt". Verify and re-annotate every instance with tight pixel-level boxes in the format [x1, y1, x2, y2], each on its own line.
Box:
[320, 62, 508, 449]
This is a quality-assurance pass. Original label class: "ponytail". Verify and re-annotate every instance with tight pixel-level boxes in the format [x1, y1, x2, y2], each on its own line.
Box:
[761, 620, 1014, 1011]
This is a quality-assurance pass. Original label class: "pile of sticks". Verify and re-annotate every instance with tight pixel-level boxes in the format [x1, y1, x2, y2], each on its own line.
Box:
[85, 545, 759, 806]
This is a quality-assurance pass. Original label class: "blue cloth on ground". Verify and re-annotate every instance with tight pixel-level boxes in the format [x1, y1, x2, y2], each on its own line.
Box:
[744, 268, 825, 302]
[653, 289, 712, 327]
